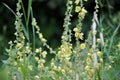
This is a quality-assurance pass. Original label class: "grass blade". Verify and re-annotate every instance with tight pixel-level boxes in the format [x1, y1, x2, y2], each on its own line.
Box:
[2, 3, 16, 16]
[31, 8, 36, 51]
[108, 23, 120, 54]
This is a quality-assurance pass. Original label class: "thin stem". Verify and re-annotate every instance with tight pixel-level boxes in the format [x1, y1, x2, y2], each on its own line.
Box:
[31, 8, 35, 51]
[20, 0, 27, 24]
[26, 0, 32, 39]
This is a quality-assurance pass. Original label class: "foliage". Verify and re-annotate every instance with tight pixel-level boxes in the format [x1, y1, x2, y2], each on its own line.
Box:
[0, 0, 120, 80]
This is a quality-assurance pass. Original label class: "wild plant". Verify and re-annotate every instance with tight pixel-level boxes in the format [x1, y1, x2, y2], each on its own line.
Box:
[2, 0, 117, 80]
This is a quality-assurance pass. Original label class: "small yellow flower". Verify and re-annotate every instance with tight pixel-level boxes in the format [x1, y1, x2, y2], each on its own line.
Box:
[57, 66, 61, 71]
[97, 38, 101, 43]
[79, 33, 84, 40]
[80, 43, 86, 49]
[13, 61, 17, 66]
[97, 51, 102, 57]
[95, 63, 100, 69]
[32, 18, 37, 26]
[25, 46, 31, 53]
[38, 64, 44, 69]
[73, 28, 79, 32]
[28, 65, 33, 71]
[100, 58, 103, 63]
[86, 58, 91, 64]
[8, 41, 13, 45]
[61, 69, 65, 74]
[81, 8, 87, 13]
[17, 51, 22, 57]
[88, 69, 94, 75]
[16, 3, 21, 11]
[39, 33, 43, 39]
[87, 53, 92, 56]
[85, 66, 90, 71]
[117, 43, 120, 48]
[35, 57, 39, 61]
[75, 0, 80, 5]
[34, 75, 39, 79]
[35, 48, 40, 53]
[108, 65, 111, 69]
[41, 51, 47, 58]
[75, 32, 79, 38]
[78, 8, 87, 19]
[68, 70, 73, 74]
[75, 6, 81, 12]
[19, 58, 23, 62]
[92, 30, 97, 35]
[53, 65, 57, 70]
[69, 1, 73, 5]
[18, 67, 21, 72]
[16, 43, 23, 49]
[51, 62, 55, 67]
[41, 59, 45, 63]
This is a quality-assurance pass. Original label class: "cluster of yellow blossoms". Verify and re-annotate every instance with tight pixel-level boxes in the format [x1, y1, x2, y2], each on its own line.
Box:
[73, 27, 84, 40]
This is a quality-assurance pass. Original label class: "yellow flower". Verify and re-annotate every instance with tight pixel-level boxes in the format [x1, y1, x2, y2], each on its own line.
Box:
[25, 46, 31, 53]
[69, 1, 73, 5]
[108, 65, 111, 69]
[8, 41, 13, 45]
[80, 43, 86, 49]
[13, 61, 17, 66]
[79, 33, 84, 40]
[28, 65, 33, 71]
[57, 66, 61, 71]
[34, 75, 39, 79]
[117, 43, 120, 48]
[85, 66, 90, 71]
[75, 6, 81, 12]
[88, 69, 94, 76]
[61, 69, 65, 74]
[75, 0, 80, 5]
[81, 8, 87, 13]
[38, 64, 44, 69]
[41, 51, 47, 58]
[19, 58, 23, 62]
[73, 28, 79, 32]
[39, 33, 43, 39]
[35, 57, 39, 61]
[95, 63, 100, 69]
[75, 32, 79, 38]
[16, 3, 21, 11]
[100, 58, 103, 63]
[18, 67, 21, 72]
[35, 48, 40, 53]
[32, 18, 37, 26]
[17, 51, 22, 57]
[97, 38, 101, 43]
[86, 58, 91, 64]
[51, 62, 55, 67]
[97, 51, 102, 57]
[41, 59, 45, 63]
[16, 43, 23, 49]
[78, 8, 87, 19]
[87, 53, 92, 56]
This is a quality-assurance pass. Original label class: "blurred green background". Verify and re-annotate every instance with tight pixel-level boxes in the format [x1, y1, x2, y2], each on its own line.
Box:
[0, 0, 120, 66]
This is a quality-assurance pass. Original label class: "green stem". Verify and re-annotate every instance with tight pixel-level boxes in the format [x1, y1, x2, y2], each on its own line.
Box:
[31, 8, 35, 51]
[20, 0, 27, 24]
[26, 0, 32, 40]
